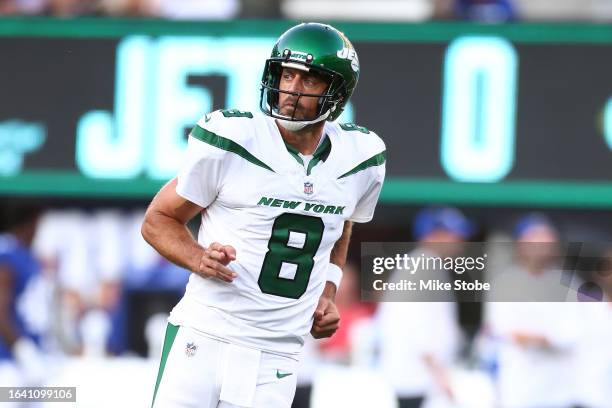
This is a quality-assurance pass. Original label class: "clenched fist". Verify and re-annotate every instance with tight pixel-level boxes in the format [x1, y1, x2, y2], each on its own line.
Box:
[311, 296, 340, 339]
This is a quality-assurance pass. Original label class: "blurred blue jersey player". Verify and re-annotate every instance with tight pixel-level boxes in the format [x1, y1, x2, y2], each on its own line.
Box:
[0, 204, 45, 386]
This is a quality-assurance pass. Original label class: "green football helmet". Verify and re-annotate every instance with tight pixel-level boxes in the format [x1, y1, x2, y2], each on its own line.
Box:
[260, 22, 360, 127]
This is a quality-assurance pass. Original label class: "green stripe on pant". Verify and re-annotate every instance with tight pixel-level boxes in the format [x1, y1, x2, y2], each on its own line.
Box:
[151, 323, 179, 407]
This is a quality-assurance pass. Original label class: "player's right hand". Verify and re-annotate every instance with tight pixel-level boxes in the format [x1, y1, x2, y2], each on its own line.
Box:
[197, 242, 237, 282]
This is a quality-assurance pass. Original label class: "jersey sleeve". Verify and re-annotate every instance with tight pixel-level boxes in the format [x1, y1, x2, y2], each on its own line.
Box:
[349, 162, 386, 223]
[176, 112, 227, 208]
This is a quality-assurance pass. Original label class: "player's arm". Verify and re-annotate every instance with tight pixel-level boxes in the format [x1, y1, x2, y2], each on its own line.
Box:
[311, 221, 353, 339]
[141, 178, 236, 282]
[325, 220, 353, 299]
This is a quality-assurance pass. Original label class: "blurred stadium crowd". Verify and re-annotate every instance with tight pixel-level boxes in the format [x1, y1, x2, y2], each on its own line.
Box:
[1, 202, 612, 408]
[1, 0, 612, 22]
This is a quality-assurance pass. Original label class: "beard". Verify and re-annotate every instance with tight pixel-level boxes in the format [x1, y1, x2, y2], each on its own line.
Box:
[274, 93, 329, 131]
[277, 93, 319, 120]
[278, 103, 307, 120]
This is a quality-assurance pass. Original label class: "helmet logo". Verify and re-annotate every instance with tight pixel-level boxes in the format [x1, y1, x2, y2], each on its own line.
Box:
[286, 50, 309, 62]
[337, 47, 359, 72]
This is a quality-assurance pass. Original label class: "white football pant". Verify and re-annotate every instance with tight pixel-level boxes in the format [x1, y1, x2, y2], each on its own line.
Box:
[151, 324, 298, 408]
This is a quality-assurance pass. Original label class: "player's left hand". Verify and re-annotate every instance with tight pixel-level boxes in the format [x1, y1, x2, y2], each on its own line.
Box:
[310, 296, 340, 339]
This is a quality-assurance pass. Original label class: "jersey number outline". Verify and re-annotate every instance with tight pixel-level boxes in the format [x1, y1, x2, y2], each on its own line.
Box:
[258, 213, 324, 299]
[339, 123, 370, 134]
[221, 109, 253, 118]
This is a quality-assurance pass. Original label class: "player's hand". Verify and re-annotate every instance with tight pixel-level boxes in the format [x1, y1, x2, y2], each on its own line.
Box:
[197, 242, 237, 282]
[311, 296, 340, 339]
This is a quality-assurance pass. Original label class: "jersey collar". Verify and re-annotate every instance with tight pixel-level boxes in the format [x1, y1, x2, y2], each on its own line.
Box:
[283, 135, 331, 176]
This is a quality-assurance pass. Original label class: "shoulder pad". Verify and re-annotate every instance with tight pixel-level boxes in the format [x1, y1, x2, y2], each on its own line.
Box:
[335, 122, 385, 157]
[329, 121, 386, 178]
[193, 109, 256, 144]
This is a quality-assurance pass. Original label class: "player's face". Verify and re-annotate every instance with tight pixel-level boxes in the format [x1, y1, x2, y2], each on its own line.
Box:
[277, 67, 329, 120]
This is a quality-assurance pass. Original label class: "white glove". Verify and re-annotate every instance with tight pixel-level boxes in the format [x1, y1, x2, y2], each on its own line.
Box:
[12, 337, 46, 386]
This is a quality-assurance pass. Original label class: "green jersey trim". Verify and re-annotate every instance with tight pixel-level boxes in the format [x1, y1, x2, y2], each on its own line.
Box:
[338, 151, 386, 179]
[276, 370, 294, 379]
[191, 125, 275, 172]
[283, 136, 332, 176]
[283, 142, 304, 166]
[306, 137, 332, 176]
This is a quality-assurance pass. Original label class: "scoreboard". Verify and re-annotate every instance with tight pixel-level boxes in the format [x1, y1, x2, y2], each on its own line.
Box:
[1, 19, 612, 207]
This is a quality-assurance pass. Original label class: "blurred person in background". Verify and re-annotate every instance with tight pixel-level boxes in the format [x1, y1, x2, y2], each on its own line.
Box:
[375, 206, 471, 408]
[136, 0, 240, 20]
[483, 213, 583, 408]
[511, 0, 612, 22]
[33, 208, 189, 359]
[241, 0, 281, 19]
[0, 0, 17, 13]
[43, 0, 98, 17]
[0, 0, 47, 15]
[596, 249, 612, 300]
[88, 210, 127, 355]
[280, 0, 435, 22]
[33, 210, 89, 354]
[0, 0, 101, 17]
[0, 0, 135, 17]
[1, 0, 241, 18]
[97, 0, 146, 17]
[0, 203, 46, 387]
[431, 0, 455, 19]
[142, 22, 385, 408]
[573, 248, 612, 408]
[33, 209, 125, 356]
[317, 261, 375, 364]
[454, 0, 517, 22]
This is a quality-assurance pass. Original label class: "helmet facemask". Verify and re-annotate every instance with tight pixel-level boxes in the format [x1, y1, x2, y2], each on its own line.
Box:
[260, 58, 348, 128]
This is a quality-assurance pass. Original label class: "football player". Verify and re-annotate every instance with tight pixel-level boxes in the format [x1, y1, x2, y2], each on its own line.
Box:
[143, 22, 386, 408]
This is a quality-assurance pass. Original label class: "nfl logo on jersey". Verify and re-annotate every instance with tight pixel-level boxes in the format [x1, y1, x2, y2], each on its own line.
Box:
[185, 342, 197, 357]
[304, 182, 314, 195]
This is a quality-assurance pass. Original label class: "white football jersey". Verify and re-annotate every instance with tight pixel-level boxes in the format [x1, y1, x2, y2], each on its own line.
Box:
[169, 109, 385, 357]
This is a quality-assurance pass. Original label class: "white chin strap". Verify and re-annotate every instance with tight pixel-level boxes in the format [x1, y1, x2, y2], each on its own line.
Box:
[277, 109, 331, 132]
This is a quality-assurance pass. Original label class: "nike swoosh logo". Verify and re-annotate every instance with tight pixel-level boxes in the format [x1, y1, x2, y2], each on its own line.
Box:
[276, 370, 293, 379]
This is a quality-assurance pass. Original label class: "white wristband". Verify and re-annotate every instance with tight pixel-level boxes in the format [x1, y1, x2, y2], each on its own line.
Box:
[326, 263, 343, 290]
